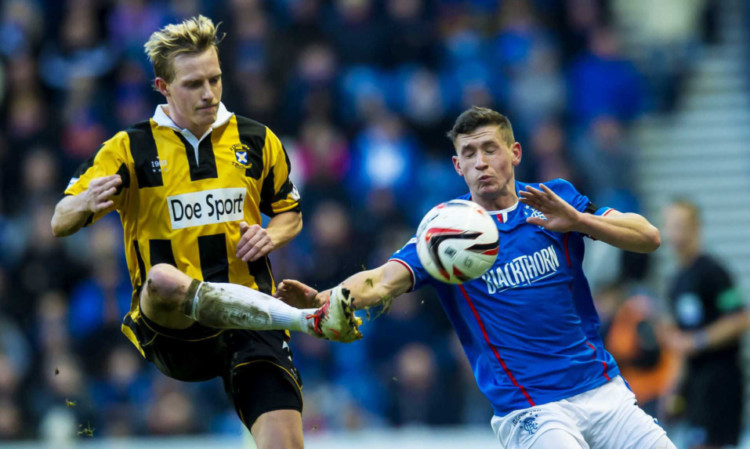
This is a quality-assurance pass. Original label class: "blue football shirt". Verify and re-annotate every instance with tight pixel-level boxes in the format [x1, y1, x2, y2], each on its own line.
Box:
[390, 179, 620, 416]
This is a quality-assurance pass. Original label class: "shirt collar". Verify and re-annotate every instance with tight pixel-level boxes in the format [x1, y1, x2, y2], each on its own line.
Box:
[486, 201, 519, 216]
[151, 102, 233, 140]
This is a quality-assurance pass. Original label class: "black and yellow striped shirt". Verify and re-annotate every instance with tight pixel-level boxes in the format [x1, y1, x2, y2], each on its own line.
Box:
[65, 104, 300, 345]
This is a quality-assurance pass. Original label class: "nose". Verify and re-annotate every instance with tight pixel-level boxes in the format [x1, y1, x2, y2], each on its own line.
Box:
[202, 81, 214, 101]
[474, 151, 488, 169]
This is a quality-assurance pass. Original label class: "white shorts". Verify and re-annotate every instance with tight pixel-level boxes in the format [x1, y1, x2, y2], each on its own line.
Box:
[491, 376, 668, 449]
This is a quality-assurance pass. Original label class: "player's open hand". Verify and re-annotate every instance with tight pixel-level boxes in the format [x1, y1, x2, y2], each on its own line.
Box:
[275, 279, 322, 308]
[236, 222, 274, 262]
[519, 184, 581, 233]
[83, 175, 122, 213]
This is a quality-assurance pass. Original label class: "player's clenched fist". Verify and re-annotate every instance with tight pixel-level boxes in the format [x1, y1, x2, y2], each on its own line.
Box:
[82, 175, 122, 213]
[236, 221, 274, 262]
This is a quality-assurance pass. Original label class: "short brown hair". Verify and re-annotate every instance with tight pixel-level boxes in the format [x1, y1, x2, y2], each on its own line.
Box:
[144, 15, 224, 84]
[447, 106, 515, 146]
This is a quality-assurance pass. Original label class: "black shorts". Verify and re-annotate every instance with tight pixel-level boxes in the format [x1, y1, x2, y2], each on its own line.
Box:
[682, 358, 743, 446]
[123, 311, 303, 427]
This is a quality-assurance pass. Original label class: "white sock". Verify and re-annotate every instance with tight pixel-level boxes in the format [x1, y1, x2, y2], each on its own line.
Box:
[186, 281, 316, 334]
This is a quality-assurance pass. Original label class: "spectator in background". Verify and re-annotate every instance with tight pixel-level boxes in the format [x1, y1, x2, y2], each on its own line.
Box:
[346, 113, 423, 221]
[88, 343, 151, 436]
[294, 117, 351, 204]
[304, 200, 364, 289]
[611, 0, 708, 111]
[324, 0, 387, 66]
[67, 217, 132, 372]
[112, 58, 154, 130]
[38, 1, 116, 91]
[1, 55, 55, 208]
[383, 0, 436, 68]
[283, 42, 338, 129]
[600, 284, 679, 418]
[525, 120, 574, 185]
[570, 116, 635, 206]
[567, 27, 644, 127]
[8, 207, 86, 325]
[0, 0, 44, 58]
[661, 199, 749, 449]
[146, 377, 199, 435]
[0, 315, 32, 440]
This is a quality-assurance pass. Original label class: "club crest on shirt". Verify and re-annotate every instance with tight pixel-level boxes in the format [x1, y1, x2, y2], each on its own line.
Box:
[523, 204, 546, 221]
[512, 409, 540, 435]
[231, 143, 252, 168]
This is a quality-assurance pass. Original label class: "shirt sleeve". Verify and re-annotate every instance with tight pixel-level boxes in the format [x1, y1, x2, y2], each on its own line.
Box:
[64, 131, 132, 226]
[703, 259, 744, 314]
[546, 178, 594, 213]
[259, 127, 300, 216]
[388, 236, 434, 291]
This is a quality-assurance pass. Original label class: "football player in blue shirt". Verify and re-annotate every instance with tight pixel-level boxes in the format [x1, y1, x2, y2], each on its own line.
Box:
[278, 107, 676, 449]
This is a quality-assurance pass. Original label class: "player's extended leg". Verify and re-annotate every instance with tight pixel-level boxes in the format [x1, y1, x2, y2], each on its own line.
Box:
[140, 263, 361, 340]
[140, 263, 314, 332]
[491, 406, 588, 449]
[227, 360, 304, 449]
[252, 410, 304, 449]
[585, 377, 676, 449]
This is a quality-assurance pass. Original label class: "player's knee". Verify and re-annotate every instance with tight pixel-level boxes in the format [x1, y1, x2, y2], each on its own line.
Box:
[144, 264, 186, 312]
[254, 431, 303, 449]
[252, 423, 303, 449]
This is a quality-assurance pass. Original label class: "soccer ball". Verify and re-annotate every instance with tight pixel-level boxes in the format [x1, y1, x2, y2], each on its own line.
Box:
[416, 199, 499, 284]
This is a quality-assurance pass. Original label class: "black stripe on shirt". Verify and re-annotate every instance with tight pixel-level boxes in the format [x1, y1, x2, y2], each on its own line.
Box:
[127, 121, 164, 188]
[198, 234, 229, 283]
[235, 116, 265, 180]
[248, 258, 273, 295]
[259, 169, 276, 216]
[149, 239, 177, 267]
[115, 162, 130, 194]
[175, 131, 219, 181]
[134, 240, 147, 288]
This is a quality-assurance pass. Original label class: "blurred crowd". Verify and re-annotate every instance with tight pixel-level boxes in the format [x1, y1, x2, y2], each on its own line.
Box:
[0, 0, 725, 442]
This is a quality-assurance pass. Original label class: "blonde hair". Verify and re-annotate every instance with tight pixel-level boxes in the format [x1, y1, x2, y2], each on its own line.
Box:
[144, 15, 223, 84]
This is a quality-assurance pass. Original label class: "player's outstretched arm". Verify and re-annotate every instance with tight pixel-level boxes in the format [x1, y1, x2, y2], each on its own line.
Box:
[572, 210, 661, 253]
[519, 184, 660, 253]
[274, 262, 411, 341]
[51, 174, 122, 237]
[338, 261, 413, 310]
[277, 261, 412, 311]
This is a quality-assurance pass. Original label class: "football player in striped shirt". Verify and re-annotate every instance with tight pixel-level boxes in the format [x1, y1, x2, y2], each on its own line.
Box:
[279, 107, 676, 449]
[51, 15, 359, 449]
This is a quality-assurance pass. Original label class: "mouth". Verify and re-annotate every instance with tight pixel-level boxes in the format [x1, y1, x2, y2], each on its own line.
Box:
[198, 104, 218, 111]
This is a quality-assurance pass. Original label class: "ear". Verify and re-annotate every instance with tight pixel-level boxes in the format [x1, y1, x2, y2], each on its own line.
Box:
[511, 142, 522, 167]
[452, 155, 464, 177]
[154, 78, 170, 98]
